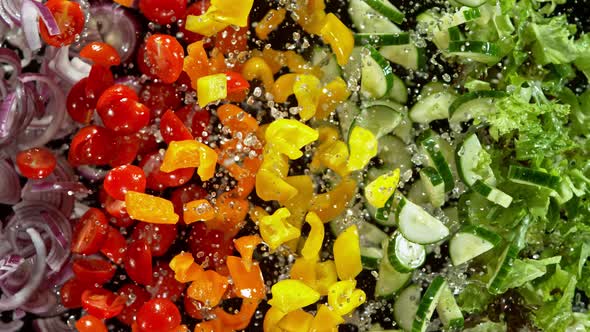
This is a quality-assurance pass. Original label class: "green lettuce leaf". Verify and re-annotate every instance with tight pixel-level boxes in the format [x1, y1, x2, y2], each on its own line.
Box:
[532, 268, 577, 332]
[499, 256, 561, 290]
[464, 321, 507, 332]
[530, 16, 578, 65]
[574, 34, 590, 79]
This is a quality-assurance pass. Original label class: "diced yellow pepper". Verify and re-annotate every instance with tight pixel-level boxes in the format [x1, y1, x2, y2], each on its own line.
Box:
[255, 8, 287, 40]
[125, 191, 179, 224]
[293, 0, 326, 35]
[319, 13, 354, 66]
[314, 260, 338, 296]
[259, 208, 300, 251]
[268, 279, 320, 313]
[263, 306, 286, 332]
[278, 309, 314, 332]
[301, 212, 324, 260]
[197, 73, 227, 107]
[317, 140, 350, 177]
[293, 74, 322, 121]
[271, 74, 297, 103]
[365, 168, 401, 208]
[284, 51, 322, 77]
[309, 304, 344, 332]
[185, 13, 228, 37]
[316, 77, 351, 120]
[210, 0, 253, 27]
[183, 199, 216, 224]
[347, 126, 378, 171]
[160, 140, 218, 181]
[333, 225, 362, 280]
[327, 280, 366, 316]
[256, 149, 298, 202]
[310, 178, 357, 222]
[242, 57, 275, 92]
[265, 119, 319, 160]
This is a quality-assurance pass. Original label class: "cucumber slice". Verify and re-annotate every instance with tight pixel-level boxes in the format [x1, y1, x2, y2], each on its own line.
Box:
[389, 74, 408, 104]
[448, 26, 463, 41]
[363, 0, 405, 24]
[407, 179, 430, 207]
[507, 166, 561, 191]
[310, 47, 342, 84]
[337, 101, 361, 140]
[420, 166, 445, 208]
[377, 135, 413, 175]
[412, 276, 446, 332]
[355, 101, 403, 139]
[455, 0, 487, 7]
[361, 246, 383, 270]
[487, 244, 519, 295]
[449, 90, 507, 123]
[394, 284, 421, 331]
[471, 180, 513, 208]
[456, 133, 496, 186]
[375, 193, 398, 226]
[448, 41, 501, 64]
[387, 232, 426, 273]
[341, 47, 363, 89]
[348, 0, 401, 34]
[409, 91, 456, 124]
[418, 130, 455, 192]
[380, 44, 426, 71]
[354, 32, 411, 46]
[449, 225, 502, 266]
[359, 220, 390, 247]
[375, 244, 412, 299]
[396, 198, 450, 244]
[436, 284, 464, 329]
[361, 46, 394, 99]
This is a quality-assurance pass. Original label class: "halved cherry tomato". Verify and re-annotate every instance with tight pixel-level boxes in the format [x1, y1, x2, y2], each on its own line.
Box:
[124, 239, 152, 285]
[71, 208, 109, 255]
[138, 0, 187, 25]
[184, 294, 205, 320]
[73, 258, 116, 285]
[131, 222, 177, 257]
[139, 151, 195, 191]
[104, 165, 147, 201]
[179, 0, 210, 44]
[148, 261, 185, 301]
[139, 83, 182, 119]
[136, 299, 181, 332]
[39, 0, 84, 47]
[188, 222, 234, 272]
[76, 315, 108, 332]
[170, 183, 208, 223]
[136, 44, 154, 79]
[81, 288, 126, 319]
[60, 278, 98, 309]
[143, 34, 184, 84]
[160, 109, 193, 143]
[104, 194, 130, 220]
[191, 107, 211, 141]
[15, 147, 56, 179]
[215, 26, 249, 55]
[66, 78, 96, 124]
[100, 226, 127, 264]
[110, 134, 141, 167]
[86, 65, 115, 99]
[117, 283, 151, 326]
[225, 71, 250, 102]
[97, 97, 150, 135]
[80, 42, 121, 67]
[68, 126, 113, 166]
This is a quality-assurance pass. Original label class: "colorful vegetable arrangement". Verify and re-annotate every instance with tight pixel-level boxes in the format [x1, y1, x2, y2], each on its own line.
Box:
[1, 0, 590, 331]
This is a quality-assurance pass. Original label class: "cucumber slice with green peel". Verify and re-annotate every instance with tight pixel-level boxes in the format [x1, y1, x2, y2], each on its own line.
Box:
[361, 46, 394, 99]
[348, 0, 401, 34]
[449, 225, 502, 266]
[341, 47, 363, 88]
[507, 166, 561, 191]
[377, 135, 413, 175]
[449, 90, 507, 122]
[310, 47, 342, 84]
[412, 276, 447, 332]
[471, 180, 513, 208]
[359, 220, 390, 247]
[374, 192, 398, 226]
[456, 133, 496, 186]
[487, 244, 519, 295]
[363, 0, 405, 24]
[409, 91, 456, 124]
[355, 102, 403, 139]
[394, 284, 421, 331]
[380, 44, 426, 71]
[448, 41, 502, 64]
[448, 26, 463, 41]
[407, 179, 430, 207]
[418, 130, 455, 192]
[389, 74, 408, 104]
[436, 284, 464, 329]
[387, 232, 426, 273]
[361, 246, 384, 270]
[455, 0, 487, 7]
[354, 32, 411, 46]
[420, 166, 445, 208]
[337, 101, 361, 139]
[396, 198, 450, 244]
[375, 245, 412, 299]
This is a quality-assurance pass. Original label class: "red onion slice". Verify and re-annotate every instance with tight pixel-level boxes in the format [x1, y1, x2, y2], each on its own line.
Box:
[76, 165, 108, 181]
[0, 48, 22, 84]
[28, 180, 91, 196]
[0, 159, 21, 204]
[0, 320, 23, 332]
[33, 317, 75, 332]
[20, 0, 60, 51]
[0, 254, 24, 281]
[49, 46, 90, 85]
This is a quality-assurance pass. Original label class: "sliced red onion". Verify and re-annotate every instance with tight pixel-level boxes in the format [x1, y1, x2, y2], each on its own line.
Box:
[33, 317, 75, 332]
[0, 258, 30, 294]
[76, 165, 108, 181]
[0, 228, 46, 311]
[21, 0, 60, 51]
[48, 46, 90, 85]
[28, 180, 92, 196]
[0, 48, 22, 84]
[1, 0, 21, 27]
[4, 27, 32, 66]
[0, 254, 24, 281]
[0, 159, 21, 204]
[12, 307, 25, 320]
[21, 287, 58, 314]
[0, 320, 23, 332]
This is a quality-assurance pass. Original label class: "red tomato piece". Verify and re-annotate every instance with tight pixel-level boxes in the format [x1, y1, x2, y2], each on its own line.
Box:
[85, 65, 115, 100]
[184, 294, 205, 320]
[136, 131, 159, 156]
[97, 84, 139, 109]
[100, 226, 127, 264]
[76, 315, 108, 332]
[160, 109, 193, 143]
[104, 165, 147, 201]
[15, 147, 56, 179]
[109, 134, 141, 167]
[215, 26, 249, 55]
[66, 78, 96, 124]
[60, 278, 98, 309]
[170, 183, 208, 224]
[68, 126, 114, 166]
[71, 208, 109, 255]
[136, 44, 154, 79]
[188, 222, 234, 272]
[225, 71, 250, 102]
[80, 42, 121, 67]
[39, 0, 84, 47]
[104, 194, 129, 220]
[135, 299, 181, 332]
[97, 97, 150, 135]
[131, 222, 177, 257]
[138, 0, 187, 25]
[117, 283, 151, 326]
[73, 258, 116, 285]
[148, 261, 185, 301]
[139, 83, 182, 119]
[143, 34, 184, 84]
[191, 107, 211, 141]
[179, 0, 210, 44]
[124, 239, 152, 285]
[139, 151, 195, 191]
[81, 288, 126, 319]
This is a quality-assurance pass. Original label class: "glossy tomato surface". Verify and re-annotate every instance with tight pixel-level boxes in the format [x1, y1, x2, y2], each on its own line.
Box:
[15, 147, 56, 179]
[71, 208, 109, 255]
[39, 0, 85, 46]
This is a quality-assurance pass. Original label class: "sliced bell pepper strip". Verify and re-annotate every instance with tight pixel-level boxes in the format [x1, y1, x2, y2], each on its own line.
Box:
[187, 270, 229, 307]
[160, 140, 218, 181]
[217, 104, 259, 134]
[347, 126, 378, 171]
[293, 74, 322, 121]
[309, 177, 357, 222]
[364, 169, 401, 208]
[268, 279, 320, 313]
[125, 191, 179, 224]
[327, 280, 366, 316]
[212, 299, 260, 330]
[333, 225, 362, 280]
[234, 235, 262, 270]
[319, 13, 354, 66]
[169, 251, 205, 283]
[301, 212, 324, 260]
[226, 256, 266, 300]
[315, 77, 351, 120]
[263, 306, 286, 332]
[314, 260, 338, 296]
[271, 73, 297, 103]
[194, 319, 224, 332]
[290, 257, 317, 287]
[259, 207, 300, 251]
[183, 199, 216, 224]
[184, 41, 209, 90]
[309, 304, 344, 332]
[277, 309, 314, 332]
[264, 119, 319, 160]
[241, 57, 275, 92]
[255, 8, 287, 40]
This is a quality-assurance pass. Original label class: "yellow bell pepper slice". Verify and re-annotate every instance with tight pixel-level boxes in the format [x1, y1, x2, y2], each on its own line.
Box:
[333, 225, 362, 280]
[316, 77, 351, 120]
[327, 280, 366, 316]
[278, 309, 314, 332]
[309, 304, 344, 332]
[185, 13, 228, 37]
[197, 73, 227, 107]
[125, 191, 179, 224]
[301, 212, 324, 260]
[255, 8, 286, 40]
[347, 126, 378, 171]
[268, 279, 320, 313]
[365, 168, 401, 208]
[209, 0, 253, 27]
[293, 74, 322, 121]
[259, 208, 300, 251]
[319, 13, 354, 66]
[310, 178, 357, 222]
[290, 256, 316, 287]
[242, 57, 275, 92]
[271, 73, 297, 103]
[256, 149, 298, 202]
[183, 199, 216, 224]
[160, 140, 218, 181]
[169, 251, 204, 283]
[265, 119, 319, 160]
[314, 260, 338, 296]
[263, 306, 286, 332]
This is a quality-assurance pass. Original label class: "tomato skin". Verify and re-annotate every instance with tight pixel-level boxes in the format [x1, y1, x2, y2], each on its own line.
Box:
[139, 151, 195, 191]
[110, 134, 141, 167]
[71, 208, 109, 255]
[148, 261, 185, 301]
[76, 315, 108, 332]
[215, 26, 249, 55]
[135, 299, 181, 332]
[39, 0, 85, 47]
[160, 109, 193, 144]
[225, 71, 250, 101]
[15, 147, 56, 179]
[66, 78, 96, 124]
[117, 283, 151, 326]
[139, 83, 182, 119]
[100, 226, 127, 264]
[144, 34, 184, 84]
[86, 65, 115, 100]
[131, 222, 177, 257]
[72, 258, 116, 285]
[184, 294, 205, 320]
[179, 0, 210, 43]
[80, 42, 121, 67]
[104, 165, 147, 201]
[124, 239, 153, 285]
[68, 126, 114, 166]
[188, 222, 234, 272]
[138, 0, 187, 25]
[170, 184, 208, 224]
[60, 278, 98, 309]
[190, 107, 211, 142]
[81, 288, 127, 319]
[97, 97, 150, 135]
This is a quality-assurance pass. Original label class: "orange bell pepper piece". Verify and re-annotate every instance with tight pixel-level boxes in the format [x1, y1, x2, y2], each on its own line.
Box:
[226, 256, 266, 300]
[208, 48, 227, 74]
[184, 41, 209, 90]
[207, 192, 249, 238]
[213, 299, 260, 330]
[174, 325, 190, 332]
[160, 140, 218, 181]
[255, 8, 286, 40]
[183, 199, 216, 224]
[194, 319, 223, 332]
[217, 104, 259, 134]
[271, 73, 297, 103]
[169, 252, 205, 283]
[125, 191, 179, 224]
[234, 235, 262, 269]
[241, 57, 275, 91]
[187, 270, 229, 307]
[309, 178, 357, 222]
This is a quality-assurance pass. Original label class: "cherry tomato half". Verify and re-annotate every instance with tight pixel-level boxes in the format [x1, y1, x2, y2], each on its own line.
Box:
[16, 147, 56, 179]
[170, 183, 208, 224]
[66, 78, 96, 124]
[188, 222, 234, 272]
[124, 239, 152, 285]
[104, 165, 147, 201]
[117, 283, 151, 326]
[81, 288, 126, 319]
[215, 25, 249, 55]
[100, 226, 127, 264]
[148, 261, 185, 301]
[80, 42, 121, 67]
[131, 222, 177, 257]
[139, 83, 182, 119]
[139, 151, 195, 191]
[76, 315, 108, 332]
[135, 299, 181, 332]
[97, 96, 150, 135]
[160, 109, 193, 144]
[60, 278, 98, 309]
[143, 34, 184, 84]
[86, 65, 115, 100]
[39, 0, 85, 47]
[72, 258, 116, 285]
[71, 208, 109, 255]
[138, 0, 187, 25]
[109, 134, 141, 167]
[68, 125, 113, 166]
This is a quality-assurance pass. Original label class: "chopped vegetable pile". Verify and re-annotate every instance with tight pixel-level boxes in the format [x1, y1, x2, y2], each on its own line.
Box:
[0, 0, 589, 331]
